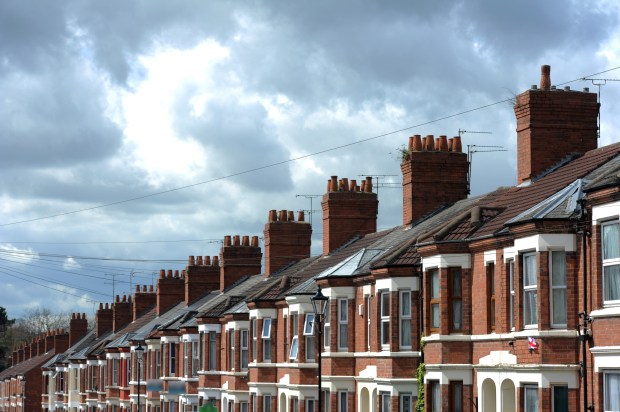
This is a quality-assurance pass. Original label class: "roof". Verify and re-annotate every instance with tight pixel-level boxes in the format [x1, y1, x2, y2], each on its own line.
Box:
[0, 350, 57, 380]
[197, 274, 265, 318]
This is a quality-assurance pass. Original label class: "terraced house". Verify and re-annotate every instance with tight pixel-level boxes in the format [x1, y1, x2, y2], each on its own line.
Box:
[2, 64, 620, 412]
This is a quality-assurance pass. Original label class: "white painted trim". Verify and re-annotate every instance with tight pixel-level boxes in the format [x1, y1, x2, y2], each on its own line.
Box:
[476, 367, 579, 390]
[514, 234, 576, 253]
[105, 353, 120, 359]
[198, 324, 222, 333]
[286, 303, 314, 315]
[592, 202, 620, 224]
[161, 336, 180, 343]
[422, 254, 471, 271]
[362, 285, 372, 296]
[504, 246, 515, 262]
[590, 305, 620, 318]
[484, 250, 497, 265]
[591, 346, 620, 372]
[424, 365, 473, 385]
[225, 320, 249, 331]
[323, 286, 355, 299]
[198, 389, 222, 400]
[423, 329, 578, 342]
[250, 308, 278, 319]
[375, 277, 419, 292]
[181, 334, 199, 342]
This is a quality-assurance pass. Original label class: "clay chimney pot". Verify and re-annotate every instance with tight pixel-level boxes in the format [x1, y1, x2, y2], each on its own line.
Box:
[540, 64, 551, 90]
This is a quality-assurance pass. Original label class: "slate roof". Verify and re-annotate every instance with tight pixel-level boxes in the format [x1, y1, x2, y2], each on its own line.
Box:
[105, 306, 157, 349]
[197, 274, 265, 318]
[0, 350, 57, 380]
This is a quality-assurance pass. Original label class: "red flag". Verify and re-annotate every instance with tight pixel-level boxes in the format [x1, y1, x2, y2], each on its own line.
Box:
[528, 337, 538, 351]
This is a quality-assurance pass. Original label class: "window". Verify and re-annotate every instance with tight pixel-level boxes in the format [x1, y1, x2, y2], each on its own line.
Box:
[487, 263, 496, 331]
[251, 319, 257, 362]
[552, 385, 568, 412]
[366, 295, 371, 351]
[263, 395, 272, 412]
[192, 342, 199, 377]
[603, 221, 620, 303]
[381, 392, 390, 412]
[306, 399, 315, 412]
[241, 330, 249, 370]
[429, 269, 440, 333]
[324, 300, 331, 350]
[449, 268, 462, 332]
[323, 390, 330, 412]
[509, 259, 515, 330]
[59, 371, 65, 392]
[523, 253, 538, 327]
[400, 394, 413, 412]
[604, 371, 620, 411]
[112, 358, 119, 386]
[90, 365, 96, 390]
[338, 299, 348, 350]
[429, 381, 440, 412]
[229, 330, 235, 370]
[400, 290, 412, 349]
[524, 384, 539, 412]
[338, 391, 347, 412]
[183, 342, 189, 377]
[240, 402, 248, 412]
[291, 397, 298, 412]
[450, 381, 462, 412]
[262, 319, 272, 362]
[304, 314, 315, 362]
[251, 394, 256, 412]
[380, 291, 390, 348]
[169, 343, 176, 377]
[127, 357, 131, 385]
[208, 332, 216, 371]
[551, 251, 567, 327]
[169, 400, 175, 412]
[199, 334, 205, 371]
[289, 314, 299, 361]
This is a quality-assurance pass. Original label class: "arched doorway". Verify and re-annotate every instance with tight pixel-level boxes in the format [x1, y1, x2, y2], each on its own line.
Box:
[500, 379, 516, 412]
[481, 379, 496, 412]
[279, 393, 287, 412]
[360, 388, 370, 412]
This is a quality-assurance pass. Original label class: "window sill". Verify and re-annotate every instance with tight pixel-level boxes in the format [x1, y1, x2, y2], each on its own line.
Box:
[590, 305, 620, 318]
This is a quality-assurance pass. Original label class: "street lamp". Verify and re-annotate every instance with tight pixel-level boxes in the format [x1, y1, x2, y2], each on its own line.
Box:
[135, 344, 145, 412]
[311, 286, 329, 412]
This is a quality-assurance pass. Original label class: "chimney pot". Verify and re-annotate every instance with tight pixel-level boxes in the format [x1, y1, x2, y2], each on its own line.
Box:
[278, 210, 287, 221]
[408, 135, 414, 152]
[365, 176, 373, 193]
[233, 235, 241, 246]
[564, 86, 571, 91]
[540, 64, 551, 89]
[452, 136, 462, 153]
[174, 270, 180, 278]
[135, 285, 140, 292]
[189, 256, 195, 265]
[167, 269, 173, 278]
[349, 179, 356, 191]
[196, 256, 203, 265]
[342, 178, 349, 192]
[426, 135, 435, 151]
[251, 236, 259, 247]
[205, 256, 211, 265]
[159, 269, 165, 278]
[531, 85, 538, 90]
[224, 235, 231, 246]
[268, 210, 277, 222]
[330, 176, 338, 192]
[412, 135, 422, 151]
[242, 235, 250, 246]
[438, 135, 448, 151]
[287, 211, 294, 221]
[583, 87, 589, 92]
[212, 256, 219, 266]
[297, 211, 305, 222]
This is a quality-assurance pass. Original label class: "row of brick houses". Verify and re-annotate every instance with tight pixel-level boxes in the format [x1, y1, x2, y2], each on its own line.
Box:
[2, 65, 620, 411]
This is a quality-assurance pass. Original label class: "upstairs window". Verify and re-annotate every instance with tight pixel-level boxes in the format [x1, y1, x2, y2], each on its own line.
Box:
[240, 330, 249, 370]
[449, 268, 462, 333]
[338, 299, 348, 351]
[229, 330, 235, 371]
[112, 358, 119, 386]
[380, 291, 390, 348]
[169, 342, 176, 377]
[602, 221, 620, 303]
[262, 319, 272, 362]
[251, 319, 257, 362]
[400, 290, 412, 349]
[366, 295, 371, 351]
[289, 313, 299, 361]
[324, 300, 331, 350]
[429, 269, 440, 333]
[604, 371, 620, 411]
[208, 332, 216, 371]
[304, 314, 315, 362]
[487, 263, 496, 332]
[551, 251, 567, 327]
[508, 259, 515, 330]
[523, 253, 538, 327]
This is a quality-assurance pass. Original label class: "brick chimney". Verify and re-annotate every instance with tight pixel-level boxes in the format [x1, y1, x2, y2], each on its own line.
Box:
[264, 210, 312, 277]
[36, 335, 44, 356]
[53, 329, 69, 353]
[95, 303, 113, 337]
[156, 269, 185, 316]
[514, 64, 599, 184]
[69, 313, 88, 346]
[220, 235, 262, 291]
[321, 176, 378, 255]
[113, 295, 133, 332]
[44, 332, 54, 353]
[17, 345, 24, 363]
[401, 134, 468, 225]
[133, 285, 156, 320]
[185, 256, 220, 304]
[22, 344, 30, 360]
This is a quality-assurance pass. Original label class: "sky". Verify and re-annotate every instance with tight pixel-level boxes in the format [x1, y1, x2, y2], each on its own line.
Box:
[1, 0, 620, 319]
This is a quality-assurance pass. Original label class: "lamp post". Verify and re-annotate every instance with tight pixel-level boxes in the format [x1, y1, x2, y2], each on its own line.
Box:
[135, 344, 145, 412]
[311, 286, 329, 412]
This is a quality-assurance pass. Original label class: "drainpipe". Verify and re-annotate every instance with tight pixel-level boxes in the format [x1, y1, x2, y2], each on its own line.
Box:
[577, 199, 593, 411]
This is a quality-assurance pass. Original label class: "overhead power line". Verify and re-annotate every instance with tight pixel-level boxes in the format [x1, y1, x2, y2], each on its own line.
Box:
[2, 66, 619, 229]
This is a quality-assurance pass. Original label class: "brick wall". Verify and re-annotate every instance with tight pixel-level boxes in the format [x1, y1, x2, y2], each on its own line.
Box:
[263, 210, 311, 276]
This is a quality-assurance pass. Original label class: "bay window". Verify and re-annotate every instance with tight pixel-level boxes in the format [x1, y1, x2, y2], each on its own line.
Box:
[304, 313, 315, 362]
[380, 291, 390, 348]
[241, 330, 249, 370]
[429, 269, 440, 333]
[400, 290, 412, 349]
[262, 318, 272, 362]
[338, 299, 348, 351]
[602, 221, 620, 303]
[604, 371, 620, 411]
[550, 251, 567, 327]
[449, 268, 462, 332]
[523, 253, 538, 327]
[289, 313, 298, 360]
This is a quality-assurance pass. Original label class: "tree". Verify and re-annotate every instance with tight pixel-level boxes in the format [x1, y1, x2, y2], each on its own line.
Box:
[0, 306, 15, 371]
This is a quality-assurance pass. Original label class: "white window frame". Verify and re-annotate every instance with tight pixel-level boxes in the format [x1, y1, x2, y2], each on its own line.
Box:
[263, 395, 272, 412]
[208, 332, 216, 371]
[306, 398, 315, 412]
[509, 259, 515, 331]
[400, 290, 412, 349]
[324, 300, 331, 350]
[366, 294, 371, 351]
[602, 220, 620, 304]
[169, 342, 176, 377]
[251, 319, 257, 362]
[524, 384, 539, 412]
[380, 290, 390, 349]
[304, 314, 316, 362]
[229, 329, 235, 371]
[400, 393, 413, 412]
[552, 385, 568, 412]
[550, 250, 567, 328]
[241, 329, 249, 370]
[523, 252, 538, 328]
[381, 392, 390, 412]
[430, 269, 440, 332]
[604, 370, 620, 412]
[183, 341, 190, 377]
[291, 397, 299, 412]
[338, 299, 348, 351]
[289, 313, 299, 360]
[112, 358, 118, 386]
[239, 401, 248, 412]
[262, 319, 272, 362]
[323, 390, 330, 412]
[338, 391, 347, 412]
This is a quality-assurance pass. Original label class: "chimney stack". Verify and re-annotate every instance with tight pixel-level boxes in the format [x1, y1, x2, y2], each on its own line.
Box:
[113, 295, 133, 332]
[95, 303, 113, 337]
[321, 176, 378, 255]
[220, 235, 262, 291]
[69, 312, 88, 347]
[156, 269, 185, 316]
[185, 256, 219, 304]
[264, 209, 312, 276]
[401, 135, 469, 225]
[514, 65, 599, 184]
[133, 285, 156, 320]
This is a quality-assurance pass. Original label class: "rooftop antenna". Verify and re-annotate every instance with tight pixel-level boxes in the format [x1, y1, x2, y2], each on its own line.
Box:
[104, 273, 119, 301]
[467, 145, 507, 194]
[295, 194, 320, 226]
[580, 77, 620, 139]
[358, 174, 398, 198]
